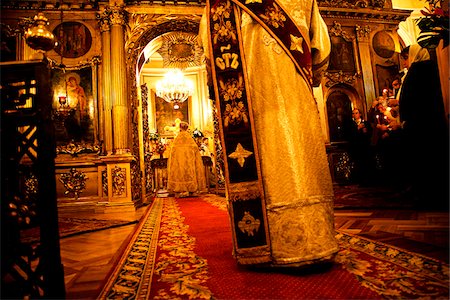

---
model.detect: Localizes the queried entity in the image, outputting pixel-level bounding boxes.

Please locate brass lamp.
[24,12,56,53]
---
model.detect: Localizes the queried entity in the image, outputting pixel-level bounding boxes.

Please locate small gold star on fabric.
[228,143,253,167]
[290,34,304,53]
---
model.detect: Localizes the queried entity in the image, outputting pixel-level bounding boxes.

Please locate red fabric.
[177,197,381,299]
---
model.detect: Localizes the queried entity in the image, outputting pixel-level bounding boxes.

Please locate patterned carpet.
[99,196,449,299]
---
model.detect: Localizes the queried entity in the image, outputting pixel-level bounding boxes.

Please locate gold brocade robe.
[167,131,207,194]
[200,0,338,266]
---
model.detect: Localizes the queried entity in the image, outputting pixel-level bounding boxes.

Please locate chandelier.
[155,69,194,109]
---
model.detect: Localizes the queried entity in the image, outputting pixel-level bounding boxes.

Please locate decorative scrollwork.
[56,141,102,157]
[8,172,39,227]
[212,101,226,187]
[329,21,355,41]
[335,152,353,180]
[324,71,361,87]
[356,24,371,40]
[318,0,383,9]
[157,32,202,69]
[112,166,126,196]
[102,170,108,196]
[59,168,88,200]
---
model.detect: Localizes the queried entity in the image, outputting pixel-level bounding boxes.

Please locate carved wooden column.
[109,6,130,154]
[356,24,376,107]
[99,11,113,154]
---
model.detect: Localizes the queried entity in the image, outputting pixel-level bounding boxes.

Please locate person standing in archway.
[167,122,207,198]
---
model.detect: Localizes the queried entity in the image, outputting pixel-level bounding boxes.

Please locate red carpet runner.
[99,196,449,299]
[176,197,379,299]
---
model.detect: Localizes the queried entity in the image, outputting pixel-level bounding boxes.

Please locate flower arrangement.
[416,0,449,49]
[192,128,204,139]
[192,128,204,148]
[154,140,166,157]
[149,132,160,142]
[149,132,167,158]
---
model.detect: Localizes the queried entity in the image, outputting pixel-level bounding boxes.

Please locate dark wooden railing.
[1,60,66,299]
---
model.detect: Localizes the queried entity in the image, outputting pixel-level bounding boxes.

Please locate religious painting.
[326,90,352,142]
[51,66,95,145]
[329,36,355,73]
[375,64,400,96]
[153,90,190,136]
[53,22,92,58]
[372,31,395,59]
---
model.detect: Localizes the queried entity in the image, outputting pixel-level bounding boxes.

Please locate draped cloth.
[399,44,449,208]
[199,0,338,266]
[167,131,206,195]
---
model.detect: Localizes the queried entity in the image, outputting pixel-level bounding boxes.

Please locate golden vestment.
[200,0,338,266]
[167,131,206,194]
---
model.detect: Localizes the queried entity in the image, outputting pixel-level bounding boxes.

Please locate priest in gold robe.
[167,122,207,197]
[199,0,338,267]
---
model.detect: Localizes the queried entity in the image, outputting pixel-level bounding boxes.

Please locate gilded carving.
[157,32,202,69]
[335,151,353,180]
[238,211,261,236]
[356,24,371,40]
[59,168,88,200]
[56,141,102,157]
[24,173,38,197]
[329,21,355,42]
[112,165,126,196]
[212,101,226,187]
[110,6,126,26]
[324,70,361,87]
[318,0,379,9]
[141,83,154,194]
[126,13,165,51]
[8,173,38,226]
[99,17,110,33]
[102,169,108,196]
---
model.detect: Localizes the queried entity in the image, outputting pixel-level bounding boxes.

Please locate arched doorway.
[326,90,353,142]
[125,17,223,203]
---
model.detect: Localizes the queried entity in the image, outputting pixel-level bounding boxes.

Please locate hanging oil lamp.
[24,12,56,52]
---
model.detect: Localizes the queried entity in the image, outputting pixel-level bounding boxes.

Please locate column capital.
[110,6,127,26]
[98,16,111,32]
[356,25,371,42]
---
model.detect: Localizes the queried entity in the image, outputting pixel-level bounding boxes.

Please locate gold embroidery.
[238,211,261,236]
[219,75,249,127]
[260,3,286,28]
[211,0,236,44]
[228,143,253,167]
[219,75,244,101]
[245,0,262,4]
[215,52,240,70]
[290,34,304,54]
[228,181,261,201]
